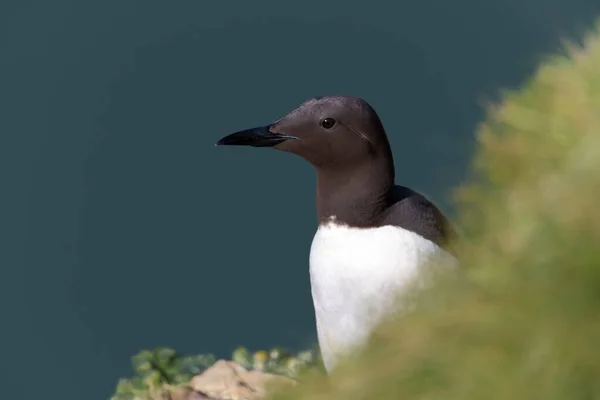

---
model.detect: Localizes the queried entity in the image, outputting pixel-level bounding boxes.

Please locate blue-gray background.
[1,1,598,399]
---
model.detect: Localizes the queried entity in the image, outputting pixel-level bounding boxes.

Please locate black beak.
[215,125,297,148]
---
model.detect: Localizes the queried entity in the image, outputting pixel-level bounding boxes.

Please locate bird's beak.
[215,125,298,148]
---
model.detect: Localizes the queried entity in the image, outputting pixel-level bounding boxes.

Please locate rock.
[187,360,296,400]
[175,387,214,400]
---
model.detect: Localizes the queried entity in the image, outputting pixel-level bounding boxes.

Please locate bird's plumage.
[309,195,457,371]
[216,95,458,373]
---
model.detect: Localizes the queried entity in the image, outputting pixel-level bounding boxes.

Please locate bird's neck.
[315,158,395,228]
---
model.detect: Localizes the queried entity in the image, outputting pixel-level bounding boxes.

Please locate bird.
[215,96,458,373]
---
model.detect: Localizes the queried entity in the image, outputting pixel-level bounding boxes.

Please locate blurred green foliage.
[111,348,215,400]
[111,347,321,400]
[232,346,323,376]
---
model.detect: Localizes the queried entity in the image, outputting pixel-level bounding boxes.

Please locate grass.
[266,20,600,400]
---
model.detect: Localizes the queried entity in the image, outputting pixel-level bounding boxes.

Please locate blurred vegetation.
[113,19,600,400]
[231,346,322,376]
[267,19,600,400]
[110,347,321,400]
[111,348,215,400]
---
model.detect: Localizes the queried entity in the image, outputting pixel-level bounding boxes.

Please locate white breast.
[309,220,456,372]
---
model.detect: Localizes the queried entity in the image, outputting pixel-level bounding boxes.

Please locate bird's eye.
[320,118,337,130]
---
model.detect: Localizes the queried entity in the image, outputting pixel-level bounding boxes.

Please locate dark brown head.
[216,96,397,225]
[216,96,394,174]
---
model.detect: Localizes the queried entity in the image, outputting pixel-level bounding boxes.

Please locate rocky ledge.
[155,360,297,400]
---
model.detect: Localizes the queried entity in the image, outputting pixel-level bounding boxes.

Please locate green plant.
[111,348,215,400]
[232,346,323,377]
[111,346,322,400]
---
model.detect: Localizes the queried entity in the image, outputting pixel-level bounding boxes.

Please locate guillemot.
[215,96,458,372]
